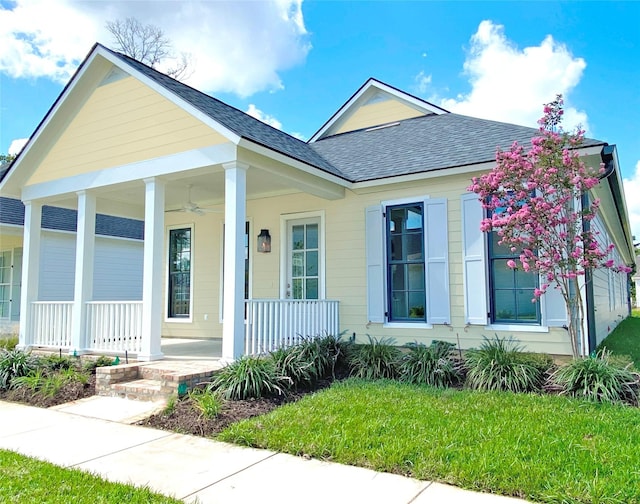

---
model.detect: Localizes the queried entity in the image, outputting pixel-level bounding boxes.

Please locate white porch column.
[70,191,96,355]
[139,177,165,361]
[222,162,248,361]
[18,201,42,349]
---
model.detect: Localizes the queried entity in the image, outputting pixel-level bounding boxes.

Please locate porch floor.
[161,337,222,362]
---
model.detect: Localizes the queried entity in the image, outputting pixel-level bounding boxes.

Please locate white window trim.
[279,210,326,300]
[485,323,550,333]
[381,195,433,327]
[219,218,253,323]
[164,223,194,323]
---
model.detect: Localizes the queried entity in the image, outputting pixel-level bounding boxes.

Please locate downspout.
[581,146,617,354]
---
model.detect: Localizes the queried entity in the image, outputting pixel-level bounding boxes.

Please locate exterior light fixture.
[257,229,271,253]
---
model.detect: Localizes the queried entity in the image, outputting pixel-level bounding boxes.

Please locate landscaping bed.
[0,373,95,408]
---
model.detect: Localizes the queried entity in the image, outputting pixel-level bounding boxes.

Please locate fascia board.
[309,78,447,142]
[237,138,351,189]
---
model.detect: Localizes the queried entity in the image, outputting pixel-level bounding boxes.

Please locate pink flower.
[506,260,517,269]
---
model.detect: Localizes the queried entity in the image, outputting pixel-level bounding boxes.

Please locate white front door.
[286,218,321,299]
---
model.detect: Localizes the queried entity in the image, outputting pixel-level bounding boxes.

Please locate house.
[0,43,633,361]
[633,256,640,308]
[0,180,144,333]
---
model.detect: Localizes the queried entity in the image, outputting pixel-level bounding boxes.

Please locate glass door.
[287,218,320,299]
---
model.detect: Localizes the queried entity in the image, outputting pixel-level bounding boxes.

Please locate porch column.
[139,177,165,361]
[18,201,42,349]
[222,162,248,361]
[70,191,96,355]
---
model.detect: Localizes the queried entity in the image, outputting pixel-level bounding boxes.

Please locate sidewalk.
[0,399,530,504]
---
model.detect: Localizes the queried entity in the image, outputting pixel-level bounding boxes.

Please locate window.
[386,204,425,321]
[488,232,540,324]
[366,198,449,326]
[0,250,10,319]
[168,228,191,318]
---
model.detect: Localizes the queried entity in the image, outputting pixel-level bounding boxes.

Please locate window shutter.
[461,193,488,325]
[365,205,385,323]
[543,281,567,327]
[424,198,450,325]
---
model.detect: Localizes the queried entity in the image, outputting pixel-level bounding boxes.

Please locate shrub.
[465,336,543,393]
[83,355,115,372]
[0,349,39,390]
[271,346,315,389]
[42,355,76,372]
[188,388,222,419]
[399,340,462,387]
[0,335,18,351]
[551,350,638,405]
[349,336,401,380]
[210,355,290,400]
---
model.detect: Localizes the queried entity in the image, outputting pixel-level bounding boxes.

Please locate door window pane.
[305,278,318,299]
[168,228,191,318]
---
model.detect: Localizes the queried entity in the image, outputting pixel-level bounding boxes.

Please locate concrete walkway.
[0,399,531,504]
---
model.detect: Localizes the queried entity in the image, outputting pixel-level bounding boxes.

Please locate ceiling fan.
[165,184,221,216]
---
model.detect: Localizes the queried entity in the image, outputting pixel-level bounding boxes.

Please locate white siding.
[591,215,628,346]
[38,231,143,302]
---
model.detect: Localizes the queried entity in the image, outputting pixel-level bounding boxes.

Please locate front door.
[286,218,320,299]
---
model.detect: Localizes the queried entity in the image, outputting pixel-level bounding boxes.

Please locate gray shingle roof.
[309,114,606,182]
[104,46,346,179]
[0,197,144,240]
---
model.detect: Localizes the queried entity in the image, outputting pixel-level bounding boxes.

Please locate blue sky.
[1,1,639,234]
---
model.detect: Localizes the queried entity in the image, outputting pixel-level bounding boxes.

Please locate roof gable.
[309,78,448,142]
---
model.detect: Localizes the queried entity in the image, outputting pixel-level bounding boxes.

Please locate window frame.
[385,202,427,323]
[165,224,194,322]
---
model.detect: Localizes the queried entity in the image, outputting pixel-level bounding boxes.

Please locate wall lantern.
[257,229,271,253]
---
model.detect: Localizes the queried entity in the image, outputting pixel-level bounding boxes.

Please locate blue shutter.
[365,205,385,323]
[424,198,450,325]
[461,193,488,325]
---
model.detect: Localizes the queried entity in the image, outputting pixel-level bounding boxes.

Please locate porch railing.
[245,299,340,355]
[86,301,143,353]
[30,301,73,348]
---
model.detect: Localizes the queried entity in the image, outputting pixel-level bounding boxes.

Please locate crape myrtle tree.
[469,96,630,357]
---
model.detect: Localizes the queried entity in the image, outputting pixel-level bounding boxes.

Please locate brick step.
[110,378,164,401]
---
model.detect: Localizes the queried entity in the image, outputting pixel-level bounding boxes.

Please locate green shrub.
[271,346,315,389]
[349,336,401,380]
[210,355,290,400]
[83,355,115,372]
[518,352,555,375]
[465,336,543,393]
[399,340,462,387]
[0,335,18,351]
[42,355,76,372]
[189,388,222,418]
[551,350,638,405]
[0,349,39,390]
[163,394,178,415]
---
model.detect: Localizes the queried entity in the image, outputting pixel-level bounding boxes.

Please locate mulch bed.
[0,374,96,408]
[139,392,306,437]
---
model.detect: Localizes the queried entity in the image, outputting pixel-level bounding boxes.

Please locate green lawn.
[598,311,640,367]
[219,379,640,504]
[0,450,181,503]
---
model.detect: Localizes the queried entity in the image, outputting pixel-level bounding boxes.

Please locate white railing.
[245,299,340,355]
[86,301,143,353]
[30,301,73,348]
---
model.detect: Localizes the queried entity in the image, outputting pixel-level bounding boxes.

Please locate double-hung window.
[168,227,192,319]
[386,204,426,321]
[487,233,540,324]
[366,198,449,326]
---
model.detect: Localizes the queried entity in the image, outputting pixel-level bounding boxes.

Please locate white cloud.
[0,0,310,96]
[440,20,589,131]
[8,138,28,155]
[413,70,432,95]
[246,104,282,130]
[623,160,640,243]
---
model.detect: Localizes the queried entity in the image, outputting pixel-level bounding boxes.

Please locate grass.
[219,379,640,503]
[0,449,182,503]
[598,312,640,368]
